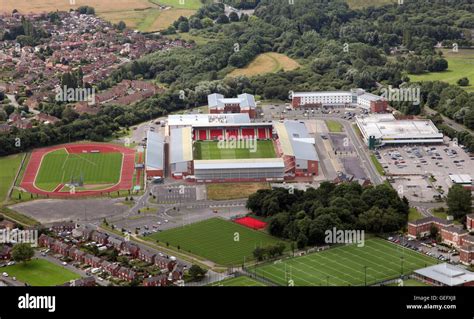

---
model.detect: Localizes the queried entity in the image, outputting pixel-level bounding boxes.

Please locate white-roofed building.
[449,174,472,190]
[291,89,388,113]
[355,114,443,147]
[274,121,319,177]
[169,127,193,178]
[145,131,165,177]
[413,263,474,286]
[207,93,256,118]
[168,113,250,130]
[194,158,285,182]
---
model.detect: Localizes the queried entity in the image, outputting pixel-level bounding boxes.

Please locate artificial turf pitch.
[254,238,438,286]
[210,276,267,286]
[35,148,122,191]
[193,140,276,160]
[148,218,284,266]
[3,259,80,286]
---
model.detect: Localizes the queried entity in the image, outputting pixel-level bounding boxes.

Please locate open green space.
[0,154,23,202]
[206,182,270,200]
[408,49,474,92]
[209,275,267,286]
[325,120,343,133]
[3,259,80,286]
[35,149,122,191]
[370,154,385,175]
[148,218,285,266]
[408,207,424,222]
[194,140,276,160]
[386,278,430,286]
[255,238,437,286]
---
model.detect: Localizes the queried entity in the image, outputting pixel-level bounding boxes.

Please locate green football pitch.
[193,140,276,160]
[254,238,438,286]
[148,218,285,266]
[4,259,80,286]
[35,148,123,191]
[209,276,267,286]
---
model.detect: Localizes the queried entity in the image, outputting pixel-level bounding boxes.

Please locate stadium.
[156,114,319,183]
[20,143,136,197]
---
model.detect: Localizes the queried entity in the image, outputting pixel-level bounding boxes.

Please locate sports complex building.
[159,113,319,182]
[291,89,388,113]
[207,93,257,118]
[355,114,444,147]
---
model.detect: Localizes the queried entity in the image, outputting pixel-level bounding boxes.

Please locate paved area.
[10,198,129,224]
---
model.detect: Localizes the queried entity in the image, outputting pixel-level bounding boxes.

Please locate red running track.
[20,143,135,198]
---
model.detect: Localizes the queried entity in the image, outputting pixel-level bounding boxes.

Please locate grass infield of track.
[35,149,122,191]
[209,276,267,286]
[148,218,285,266]
[193,140,276,160]
[254,238,438,286]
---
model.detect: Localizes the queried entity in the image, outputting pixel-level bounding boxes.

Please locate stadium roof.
[194,158,285,170]
[145,131,164,170]
[274,121,319,161]
[356,114,443,140]
[168,113,250,127]
[358,92,384,101]
[207,93,256,110]
[170,127,193,164]
[414,263,474,286]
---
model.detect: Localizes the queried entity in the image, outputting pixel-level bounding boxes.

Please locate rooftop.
[415,263,474,286]
[274,121,319,161]
[170,127,193,164]
[194,158,285,170]
[168,113,250,127]
[146,131,165,170]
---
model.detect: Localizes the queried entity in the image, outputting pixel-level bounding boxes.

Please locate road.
[425,105,473,135]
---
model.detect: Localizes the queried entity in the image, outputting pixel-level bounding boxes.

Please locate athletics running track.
[20,143,135,198]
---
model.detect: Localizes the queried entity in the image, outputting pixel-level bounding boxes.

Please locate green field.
[149,218,285,266]
[387,278,430,287]
[325,120,343,132]
[35,149,122,191]
[210,276,267,287]
[4,259,80,286]
[0,154,23,202]
[194,140,276,160]
[255,238,437,286]
[370,154,385,176]
[409,49,474,92]
[408,207,424,222]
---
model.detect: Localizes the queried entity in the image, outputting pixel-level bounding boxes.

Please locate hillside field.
[228,52,300,78]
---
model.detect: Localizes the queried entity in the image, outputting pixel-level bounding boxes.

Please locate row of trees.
[252,243,286,261]
[247,182,410,249]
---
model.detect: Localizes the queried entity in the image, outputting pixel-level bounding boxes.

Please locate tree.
[178,21,190,33]
[188,264,207,281]
[116,21,126,31]
[229,12,239,22]
[11,243,34,263]
[252,247,266,261]
[202,18,214,28]
[457,77,469,87]
[216,14,229,24]
[447,184,472,219]
[429,225,439,239]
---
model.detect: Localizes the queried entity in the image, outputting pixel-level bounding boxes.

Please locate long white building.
[356,114,444,147]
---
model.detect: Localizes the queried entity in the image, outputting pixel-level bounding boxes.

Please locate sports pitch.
[210,276,266,287]
[35,148,122,191]
[254,238,437,286]
[4,259,80,286]
[193,140,277,160]
[148,218,285,266]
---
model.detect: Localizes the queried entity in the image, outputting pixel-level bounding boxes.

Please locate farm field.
[409,49,474,92]
[325,120,343,133]
[34,148,122,192]
[209,276,267,286]
[254,238,437,286]
[3,259,80,286]
[194,140,276,160]
[1,0,202,32]
[0,154,23,202]
[228,52,300,78]
[148,217,285,266]
[206,182,269,200]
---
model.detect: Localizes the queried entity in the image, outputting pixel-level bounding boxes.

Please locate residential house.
[91,231,108,246]
[138,250,155,264]
[51,221,76,233]
[117,267,136,282]
[0,246,12,260]
[122,242,140,258]
[107,237,124,251]
[143,274,168,287]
